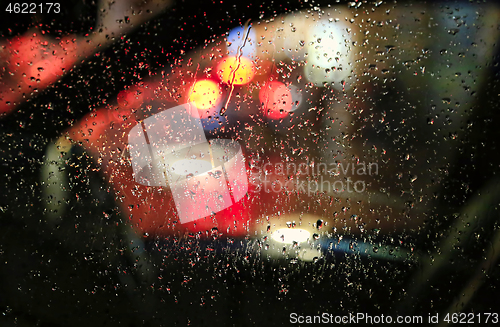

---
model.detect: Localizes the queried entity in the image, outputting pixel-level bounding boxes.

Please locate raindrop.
[316,219,323,230]
[385,45,395,53]
[208,171,223,179]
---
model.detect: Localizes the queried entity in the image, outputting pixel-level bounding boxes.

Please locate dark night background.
[1,0,500,326]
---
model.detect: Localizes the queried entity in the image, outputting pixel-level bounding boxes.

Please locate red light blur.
[259,81,292,120]
[117,88,145,108]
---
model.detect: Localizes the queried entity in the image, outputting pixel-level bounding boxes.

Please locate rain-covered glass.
[1,1,500,326]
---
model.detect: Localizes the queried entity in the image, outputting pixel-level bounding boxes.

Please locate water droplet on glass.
[316,219,323,230]
[208,170,223,179]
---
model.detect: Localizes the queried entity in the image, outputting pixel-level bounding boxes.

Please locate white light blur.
[283,15,309,61]
[304,19,353,89]
[298,248,322,262]
[171,159,213,176]
[289,84,302,112]
[271,228,311,244]
[308,21,350,67]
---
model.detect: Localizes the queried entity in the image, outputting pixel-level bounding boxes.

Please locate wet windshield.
[1,0,500,326]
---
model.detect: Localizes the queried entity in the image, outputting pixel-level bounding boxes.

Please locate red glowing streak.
[0,33,80,115]
[117,88,145,108]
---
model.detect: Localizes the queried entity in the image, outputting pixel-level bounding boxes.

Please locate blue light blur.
[226,26,257,59]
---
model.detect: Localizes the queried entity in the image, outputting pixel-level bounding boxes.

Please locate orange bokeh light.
[188,79,222,114]
[259,81,293,120]
[216,56,255,85]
